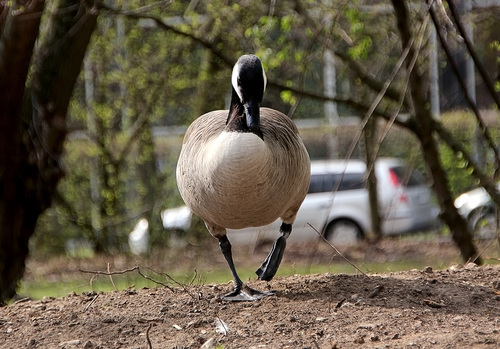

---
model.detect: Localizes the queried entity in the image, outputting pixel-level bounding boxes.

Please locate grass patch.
[19,259,451,300]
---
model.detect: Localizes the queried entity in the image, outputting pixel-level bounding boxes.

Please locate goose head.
[227,54,267,138]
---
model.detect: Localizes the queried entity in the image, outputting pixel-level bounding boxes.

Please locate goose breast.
[176,108,310,230]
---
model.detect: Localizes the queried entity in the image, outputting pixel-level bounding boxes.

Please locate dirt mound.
[2,263,500,348]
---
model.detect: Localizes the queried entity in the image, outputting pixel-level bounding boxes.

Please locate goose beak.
[244,99,260,134]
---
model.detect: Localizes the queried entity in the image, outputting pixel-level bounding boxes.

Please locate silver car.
[162,158,438,245]
[227,158,438,245]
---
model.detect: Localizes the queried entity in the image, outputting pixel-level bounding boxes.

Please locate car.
[227,158,438,245]
[454,183,500,239]
[163,158,439,246]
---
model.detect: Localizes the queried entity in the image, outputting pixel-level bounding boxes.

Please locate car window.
[308,174,325,194]
[390,166,425,187]
[337,173,366,191]
[308,173,365,194]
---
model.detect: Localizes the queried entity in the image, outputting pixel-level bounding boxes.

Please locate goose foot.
[222,284,275,302]
[256,234,287,281]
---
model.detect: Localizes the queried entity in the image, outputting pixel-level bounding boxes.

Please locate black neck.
[226,88,263,140]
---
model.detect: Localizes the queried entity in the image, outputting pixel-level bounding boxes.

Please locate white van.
[228,158,438,245]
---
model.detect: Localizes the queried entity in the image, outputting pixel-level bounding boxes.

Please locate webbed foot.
[221,284,275,302]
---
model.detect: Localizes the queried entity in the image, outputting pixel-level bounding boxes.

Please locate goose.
[176,54,311,301]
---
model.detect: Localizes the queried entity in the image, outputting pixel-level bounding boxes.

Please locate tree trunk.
[391,0,480,264]
[0,0,46,305]
[0,0,98,304]
[364,117,382,240]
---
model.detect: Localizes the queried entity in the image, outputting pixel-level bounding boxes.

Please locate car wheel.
[473,212,498,240]
[324,219,363,246]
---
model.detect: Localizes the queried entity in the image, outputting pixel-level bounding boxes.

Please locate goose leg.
[218,235,274,301]
[256,222,291,281]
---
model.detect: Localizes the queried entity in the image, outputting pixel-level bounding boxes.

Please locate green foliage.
[32,1,500,256]
[491,41,500,92]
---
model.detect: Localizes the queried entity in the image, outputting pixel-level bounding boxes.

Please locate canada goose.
[176,54,311,301]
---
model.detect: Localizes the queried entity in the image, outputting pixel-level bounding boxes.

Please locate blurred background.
[4,0,500,300]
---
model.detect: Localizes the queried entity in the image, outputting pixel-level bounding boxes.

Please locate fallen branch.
[143,267,198,300]
[137,268,175,291]
[79,266,140,275]
[79,265,175,291]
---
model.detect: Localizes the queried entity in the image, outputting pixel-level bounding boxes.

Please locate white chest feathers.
[205,131,268,178]
[179,131,292,229]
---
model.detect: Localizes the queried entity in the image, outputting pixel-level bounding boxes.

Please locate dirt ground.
[2,238,500,348]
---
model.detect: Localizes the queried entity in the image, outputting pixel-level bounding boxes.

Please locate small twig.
[107,263,117,291]
[334,298,346,312]
[13,297,30,304]
[84,294,99,311]
[308,223,369,278]
[144,267,197,299]
[189,269,198,286]
[80,266,140,275]
[89,274,98,288]
[470,229,500,265]
[80,265,176,292]
[423,299,444,308]
[136,268,175,291]
[146,323,153,349]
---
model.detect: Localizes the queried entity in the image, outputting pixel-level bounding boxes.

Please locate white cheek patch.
[262,68,267,93]
[232,62,243,102]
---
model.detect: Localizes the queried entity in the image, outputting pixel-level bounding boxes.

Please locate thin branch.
[146,323,153,349]
[429,2,500,172]
[307,223,369,278]
[333,48,412,110]
[286,15,326,118]
[348,8,430,174]
[80,266,140,275]
[107,263,117,291]
[144,267,199,300]
[294,0,412,112]
[98,0,409,128]
[371,6,432,165]
[84,294,99,311]
[433,121,500,207]
[97,1,233,67]
[446,0,500,110]
[79,265,175,291]
[137,268,175,291]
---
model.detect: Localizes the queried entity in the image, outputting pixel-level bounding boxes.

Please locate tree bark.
[0,0,46,305]
[364,117,382,240]
[391,0,480,264]
[0,0,98,304]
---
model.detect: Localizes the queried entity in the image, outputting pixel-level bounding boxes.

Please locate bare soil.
[2,238,500,348]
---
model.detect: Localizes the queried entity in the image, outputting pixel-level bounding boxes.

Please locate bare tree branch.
[446,0,500,111]
[393,0,480,264]
[97,1,234,67]
[430,1,500,169]
[433,120,500,208]
[98,0,408,127]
